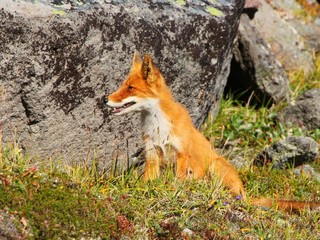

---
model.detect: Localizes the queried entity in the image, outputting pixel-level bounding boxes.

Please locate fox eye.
[127,85,134,91]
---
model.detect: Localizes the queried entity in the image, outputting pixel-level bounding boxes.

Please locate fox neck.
[141,98,172,151]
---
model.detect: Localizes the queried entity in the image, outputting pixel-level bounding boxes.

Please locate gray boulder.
[227,14,290,105]
[255,136,319,169]
[0,0,244,168]
[251,0,318,73]
[278,89,320,130]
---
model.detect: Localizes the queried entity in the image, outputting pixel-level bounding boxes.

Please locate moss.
[51,9,67,15]
[206,6,224,17]
[175,0,186,6]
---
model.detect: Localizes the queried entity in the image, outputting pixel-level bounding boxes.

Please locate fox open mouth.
[110,101,136,114]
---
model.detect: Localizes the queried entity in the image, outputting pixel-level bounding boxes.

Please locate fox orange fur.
[106,52,320,212]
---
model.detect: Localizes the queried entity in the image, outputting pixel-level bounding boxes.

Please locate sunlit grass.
[294,0,320,21]
[0,141,319,239]
[204,95,320,154]
[289,55,320,100]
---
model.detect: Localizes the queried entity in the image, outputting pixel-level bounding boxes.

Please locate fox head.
[105,52,168,115]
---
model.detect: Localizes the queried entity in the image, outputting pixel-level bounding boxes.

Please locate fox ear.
[142,55,151,80]
[132,51,142,67]
[142,54,157,84]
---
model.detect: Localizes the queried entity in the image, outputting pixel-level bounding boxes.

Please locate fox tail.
[251,198,320,212]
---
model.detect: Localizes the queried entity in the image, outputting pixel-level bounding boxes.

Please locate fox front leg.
[143,143,163,180]
[176,152,189,180]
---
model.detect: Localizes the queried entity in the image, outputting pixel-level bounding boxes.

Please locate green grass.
[289,55,320,100]
[0,140,319,239]
[1,57,320,239]
[204,96,320,150]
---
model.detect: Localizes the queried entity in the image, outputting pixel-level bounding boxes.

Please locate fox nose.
[103,97,108,105]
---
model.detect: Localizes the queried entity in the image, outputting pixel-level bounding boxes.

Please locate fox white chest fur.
[140,98,172,153]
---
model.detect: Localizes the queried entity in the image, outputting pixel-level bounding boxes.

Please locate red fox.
[106,52,320,211]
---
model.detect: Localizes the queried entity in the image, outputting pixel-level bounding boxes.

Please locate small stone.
[230,156,250,170]
[255,136,318,169]
[293,164,320,182]
[0,210,25,239]
[182,228,194,236]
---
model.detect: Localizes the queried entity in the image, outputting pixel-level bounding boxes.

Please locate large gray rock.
[227,14,290,105]
[278,88,320,130]
[0,0,244,167]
